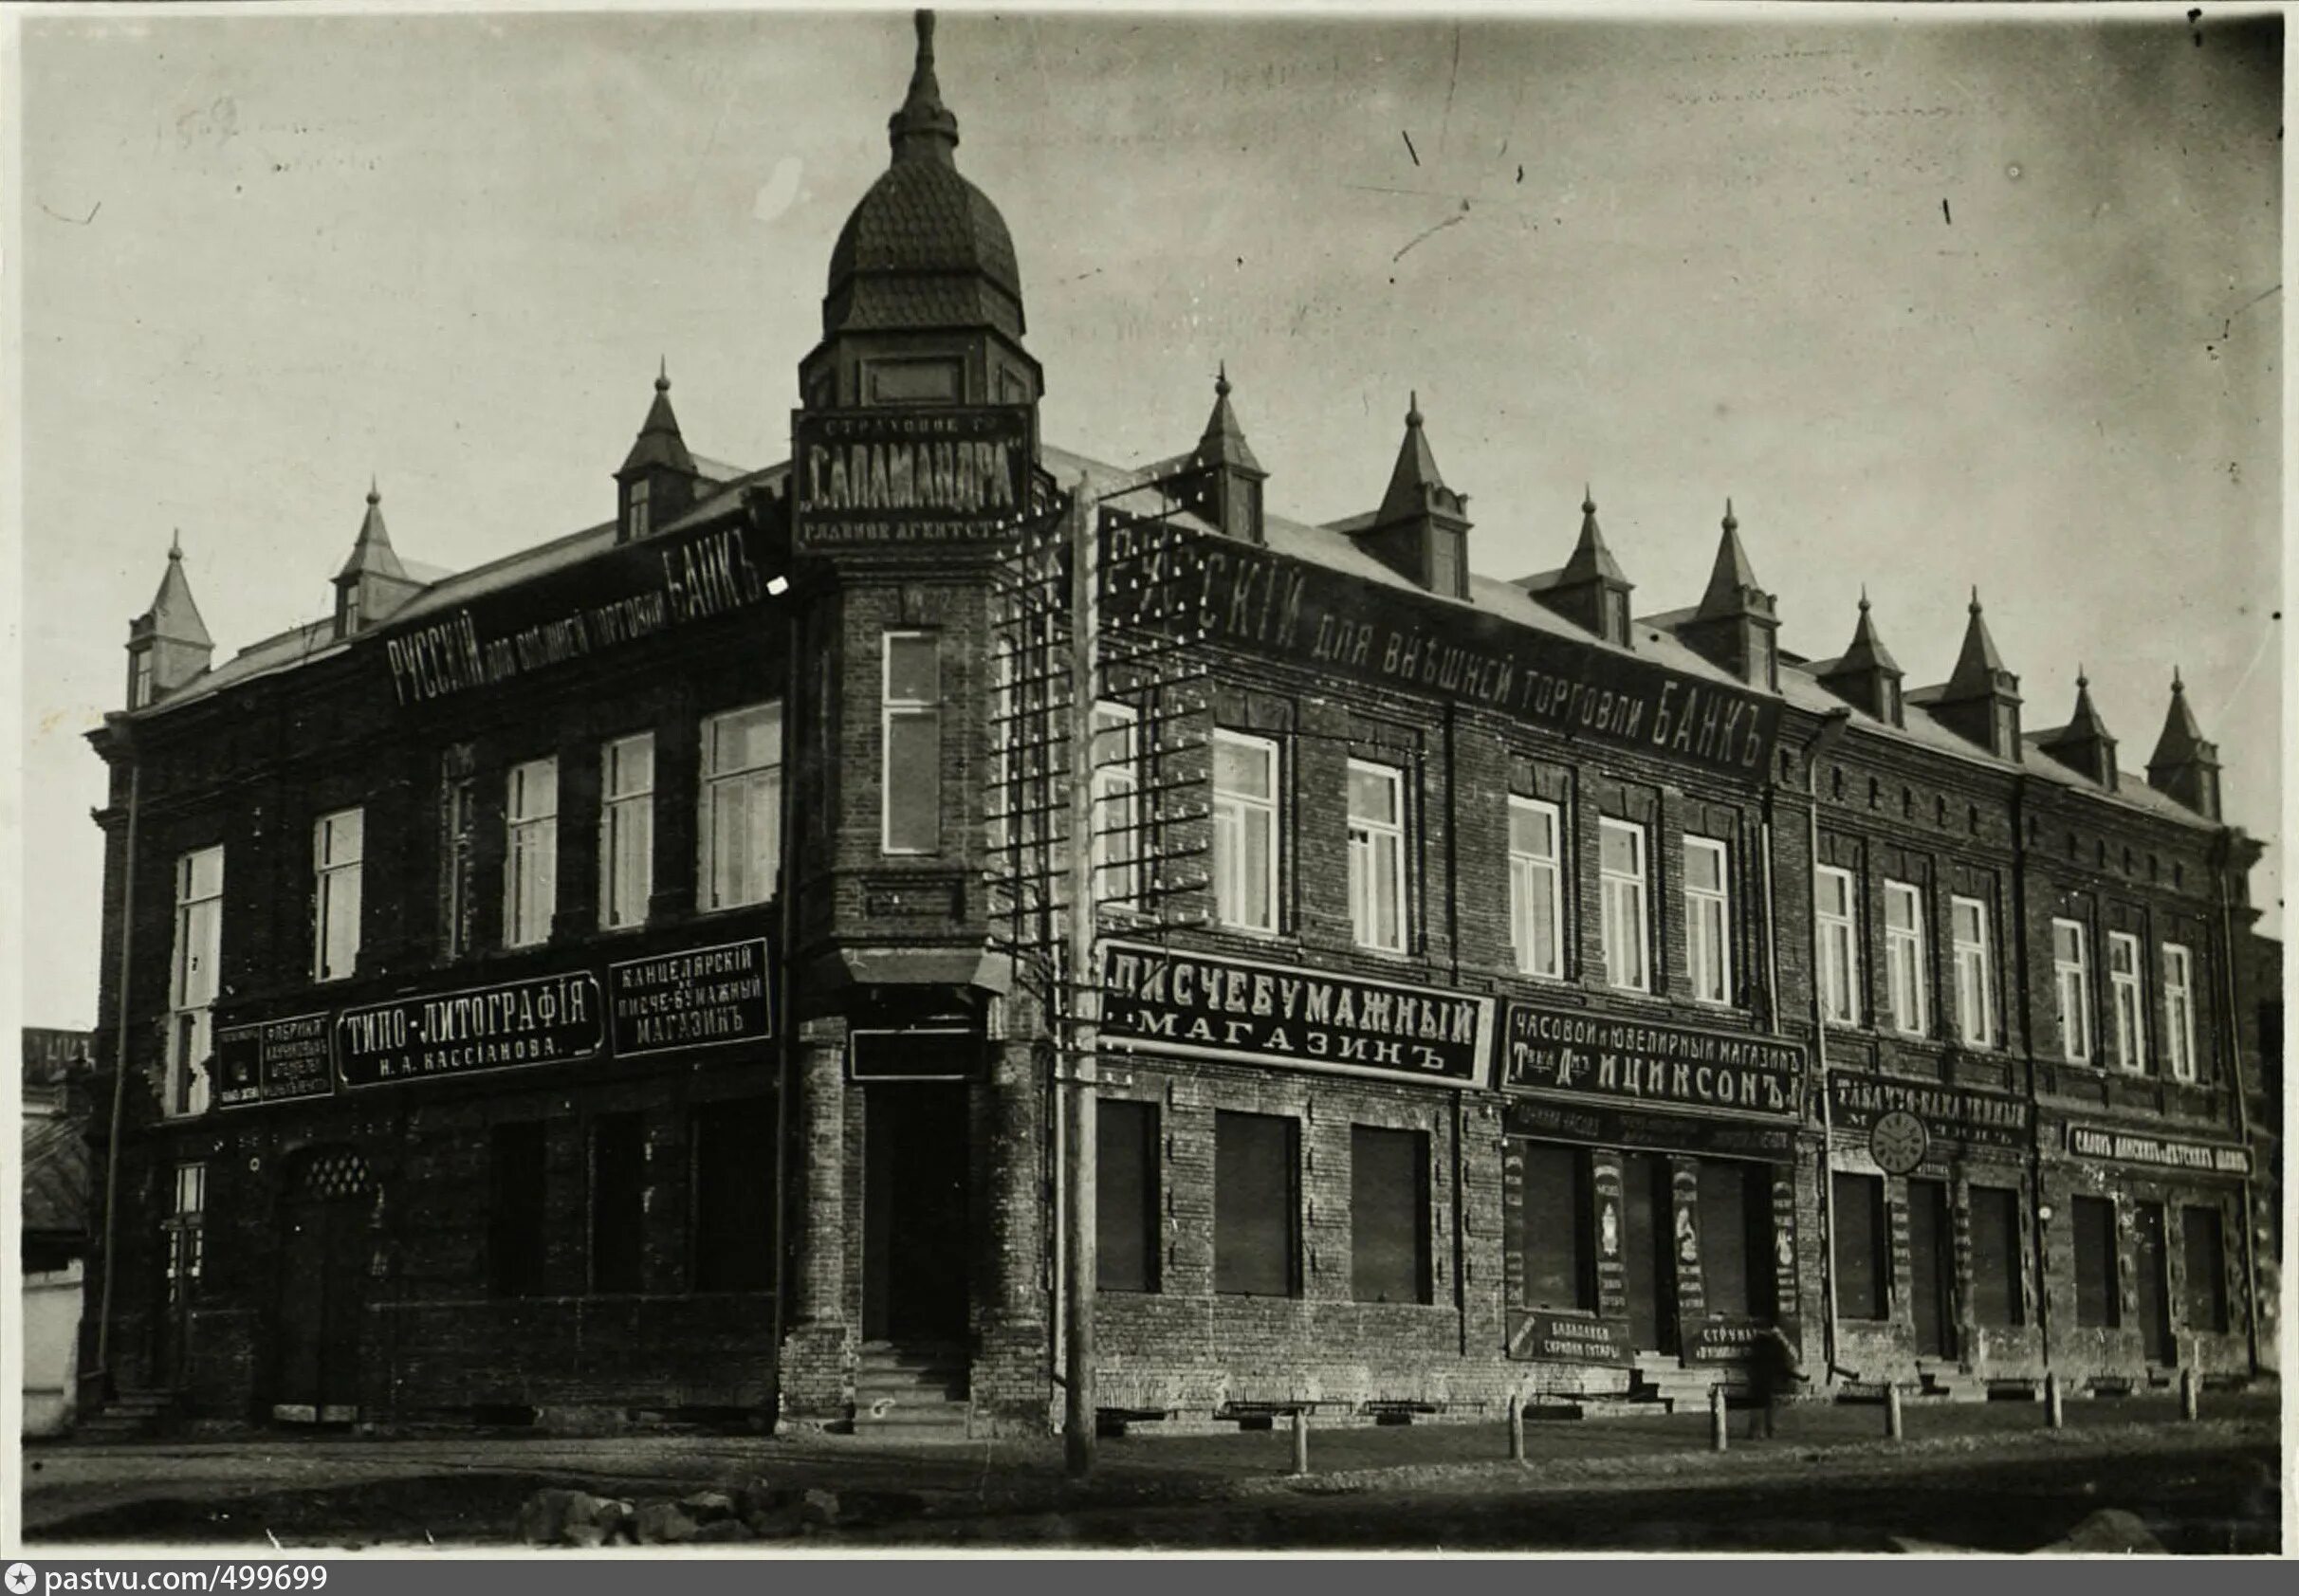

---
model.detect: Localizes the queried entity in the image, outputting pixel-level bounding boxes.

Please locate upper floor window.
[2052,917,2093,1064]
[313,808,364,982]
[882,633,942,854]
[1683,835,1731,1005]
[1212,729,1279,934]
[1091,702,1141,908]
[1507,796,1564,980]
[165,1160,207,1302]
[1950,894,1995,1048]
[2107,930,2147,1073]
[168,846,224,1118]
[700,702,782,910]
[1346,759,1407,953]
[1597,817,1649,993]
[1815,865,1859,1025]
[599,733,655,930]
[131,651,154,710]
[441,775,478,959]
[2163,943,2198,1082]
[505,757,559,947]
[1882,879,1926,1036]
[627,478,651,540]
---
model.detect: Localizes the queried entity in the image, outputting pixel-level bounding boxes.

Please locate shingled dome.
[822,11,1025,340]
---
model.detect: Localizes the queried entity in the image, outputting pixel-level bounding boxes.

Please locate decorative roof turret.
[1354,393,1471,597]
[1534,486,1635,646]
[125,532,214,707]
[2145,668,2223,819]
[1680,498,1779,688]
[1928,587,2022,760]
[331,481,424,637]
[1181,361,1267,542]
[2037,667,2120,787]
[1817,586,1905,725]
[616,361,699,541]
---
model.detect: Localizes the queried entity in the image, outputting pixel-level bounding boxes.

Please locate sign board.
[1503,1003,1801,1119]
[1098,940,1494,1090]
[1502,1096,1797,1162]
[1101,513,1786,780]
[791,407,1034,552]
[848,1026,984,1082]
[336,970,605,1088]
[1683,1321,1774,1364]
[1830,1073,2030,1154]
[1508,1311,1634,1366]
[609,938,772,1057]
[2065,1124,2253,1178]
[214,1013,335,1109]
[379,517,775,709]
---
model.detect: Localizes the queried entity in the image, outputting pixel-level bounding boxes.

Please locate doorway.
[1619,1153,1678,1355]
[273,1147,374,1423]
[861,1084,971,1344]
[2132,1202,2175,1365]
[1907,1178,1958,1360]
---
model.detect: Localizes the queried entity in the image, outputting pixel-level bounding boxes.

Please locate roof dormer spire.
[890,9,960,167]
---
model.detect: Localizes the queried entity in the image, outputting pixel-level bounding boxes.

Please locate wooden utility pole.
[1062,477,1099,1478]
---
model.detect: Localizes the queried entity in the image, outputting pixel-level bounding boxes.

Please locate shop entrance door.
[2132,1202,2175,1365]
[273,1148,373,1424]
[1619,1153,1677,1354]
[862,1083,971,1344]
[1907,1178,1958,1361]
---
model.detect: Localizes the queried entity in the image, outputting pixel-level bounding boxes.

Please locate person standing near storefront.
[1746,1323,1803,1439]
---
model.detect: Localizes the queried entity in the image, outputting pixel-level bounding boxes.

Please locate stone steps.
[852,1342,969,1434]
[76,1387,181,1440]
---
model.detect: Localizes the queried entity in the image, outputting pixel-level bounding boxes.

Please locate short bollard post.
[2180,1367,2199,1422]
[1709,1384,1728,1453]
[1885,1382,1904,1441]
[2045,1370,2065,1430]
[1291,1407,1309,1476]
[1508,1392,1526,1463]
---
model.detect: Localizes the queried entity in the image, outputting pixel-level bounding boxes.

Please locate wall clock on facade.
[1869,1109,1930,1176]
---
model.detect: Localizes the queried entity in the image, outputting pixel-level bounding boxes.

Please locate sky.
[9,2,2284,1028]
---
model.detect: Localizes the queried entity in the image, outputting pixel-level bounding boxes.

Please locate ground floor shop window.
[2180,1204,2228,1333]
[1969,1184,2025,1328]
[2071,1196,2121,1329]
[1215,1110,1298,1297]
[1697,1160,1774,1319]
[589,1112,646,1295]
[1351,1126,1430,1305]
[1518,1144,1597,1312]
[691,1097,775,1292]
[488,1122,548,1298]
[1832,1172,1888,1320]
[1097,1097,1160,1293]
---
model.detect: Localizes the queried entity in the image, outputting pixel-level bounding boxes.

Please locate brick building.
[82,11,2276,1435]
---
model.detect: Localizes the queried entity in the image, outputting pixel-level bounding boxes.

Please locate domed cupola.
[801,10,1041,413]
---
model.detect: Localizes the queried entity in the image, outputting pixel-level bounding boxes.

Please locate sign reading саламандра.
[1098,941,1494,1089]
[381,518,771,709]
[215,1013,334,1108]
[1504,1002,1801,1117]
[2066,1124,2253,1178]
[1099,514,1784,779]
[792,407,1031,550]
[337,971,604,1088]
[609,938,772,1057]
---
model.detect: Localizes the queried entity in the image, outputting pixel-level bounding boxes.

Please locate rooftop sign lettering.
[792,407,1032,550]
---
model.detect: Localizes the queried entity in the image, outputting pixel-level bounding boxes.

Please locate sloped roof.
[23,1107,91,1240]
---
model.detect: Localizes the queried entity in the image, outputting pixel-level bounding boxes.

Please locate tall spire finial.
[656,356,670,394]
[890,8,959,165]
[1722,496,1737,532]
[1858,582,1870,613]
[1215,359,1230,399]
[169,528,183,560]
[1406,390,1422,429]
[2077,662,2088,690]
[367,474,380,506]
[2172,664,2185,694]
[1970,584,1982,615]
[1582,483,1595,515]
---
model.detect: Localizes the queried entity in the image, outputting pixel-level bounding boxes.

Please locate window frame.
[1949,893,1996,1048]
[1507,795,1566,981]
[2163,943,2198,1082]
[2107,929,2147,1073]
[1882,878,1927,1036]
[1091,701,1142,910]
[1211,728,1281,935]
[1597,816,1650,994]
[312,807,364,984]
[1213,1110,1300,1298]
[598,731,656,931]
[880,631,943,856]
[1345,757,1408,955]
[627,476,651,540]
[1815,864,1860,1025]
[504,756,560,948]
[1683,835,1732,1006]
[165,1160,207,1301]
[441,774,479,960]
[2052,917,2094,1064]
[167,845,225,1118]
[1095,1096,1161,1294]
[1349,1124,1432,1306]
[698,701,784,911]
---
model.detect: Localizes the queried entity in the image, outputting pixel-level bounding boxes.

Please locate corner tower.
[798,10,1041,418]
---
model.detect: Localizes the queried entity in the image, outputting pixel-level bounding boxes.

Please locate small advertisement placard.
[2065,1124,2253,1178]
[214,1013,335,1109]
[608,938,772,1058]
[1508,1311,1634,1366]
